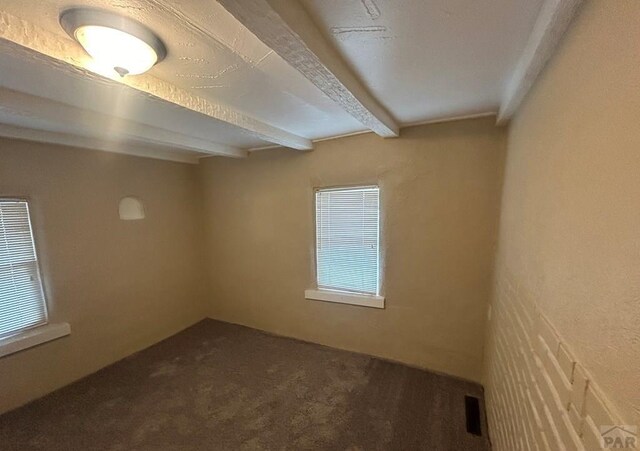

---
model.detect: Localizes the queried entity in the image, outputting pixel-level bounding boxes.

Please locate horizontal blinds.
[315,186,379,295]
[0,200,47,337]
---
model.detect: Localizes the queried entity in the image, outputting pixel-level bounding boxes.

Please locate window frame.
[307,185,385,309]
[0,197,69,358]
[0,197,50,339]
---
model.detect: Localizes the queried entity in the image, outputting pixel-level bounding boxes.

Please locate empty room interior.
[0,0,638,449]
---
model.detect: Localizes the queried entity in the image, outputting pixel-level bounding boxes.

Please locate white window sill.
[305,289,385,309]
[0,323,71,358]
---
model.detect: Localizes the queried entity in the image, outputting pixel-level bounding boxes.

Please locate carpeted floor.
[0,319,491,450]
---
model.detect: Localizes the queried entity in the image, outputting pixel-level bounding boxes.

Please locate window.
[0,199,48,338]
[307,186,383,308]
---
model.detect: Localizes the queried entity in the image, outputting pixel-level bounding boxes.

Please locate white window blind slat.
[0,200,48,338]
[315,186,380,295]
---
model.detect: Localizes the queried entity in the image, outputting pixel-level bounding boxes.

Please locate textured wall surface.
[484,264,629,450]
[484,1,640,448]
[198,117,506,382]
[0,138,207,414]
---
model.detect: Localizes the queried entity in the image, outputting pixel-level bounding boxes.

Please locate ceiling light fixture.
[60,8,166,77]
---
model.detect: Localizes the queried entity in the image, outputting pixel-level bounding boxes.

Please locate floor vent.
[465,395,482,436]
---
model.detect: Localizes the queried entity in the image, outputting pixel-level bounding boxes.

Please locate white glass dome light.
[60,9,166,77]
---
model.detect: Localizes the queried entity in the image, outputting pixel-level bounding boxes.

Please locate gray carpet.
[0,319,491,450]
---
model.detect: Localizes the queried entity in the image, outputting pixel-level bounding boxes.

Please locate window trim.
[0,322,70,358]
[305,288,385,309]
[0,197,67,356]
[308,185,385,309]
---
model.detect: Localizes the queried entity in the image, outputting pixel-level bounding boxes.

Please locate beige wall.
[0,139,207,414]
[198,117,506,382]
[483,1,640,449]
[6,2,636,434]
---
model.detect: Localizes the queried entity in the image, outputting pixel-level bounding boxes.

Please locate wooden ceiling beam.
[0,11,313,151]
[217,0,399,138]
[497,0,584,124]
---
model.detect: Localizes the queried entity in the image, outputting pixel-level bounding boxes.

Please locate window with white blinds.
[0,199,48,338]
[315,186,380,295]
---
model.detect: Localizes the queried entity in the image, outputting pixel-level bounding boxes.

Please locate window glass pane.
[0,200,47,337]
[315,186,379,295]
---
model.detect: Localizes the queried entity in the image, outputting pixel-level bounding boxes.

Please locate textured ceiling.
[301,0,545,124]
[0,0,364,141]
[0,0,546,161]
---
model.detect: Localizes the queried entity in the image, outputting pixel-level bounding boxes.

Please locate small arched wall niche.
[118,196,145,220]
